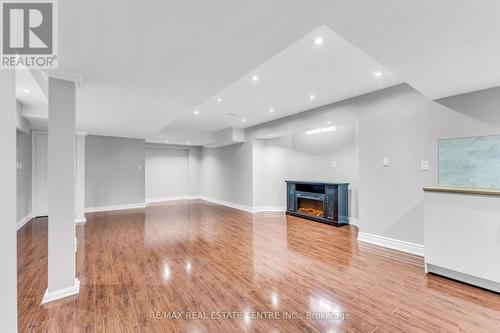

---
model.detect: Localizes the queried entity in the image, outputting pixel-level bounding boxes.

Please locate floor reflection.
[16,200,500,332]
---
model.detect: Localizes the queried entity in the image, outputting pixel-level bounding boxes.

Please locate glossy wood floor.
[18,200,500,332]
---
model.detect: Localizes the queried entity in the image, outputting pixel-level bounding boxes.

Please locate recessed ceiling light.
[241,118,246,122]
[314,37,324,45]
[216,97,223,102]
[194,110,199,115]
[251,75,259,82]
[186,141,190,144]
[165,139,169,143]
[310,94,316,100]
[326,121,331,125]
[269,108,274,113]
[23,88,30,93]
[373,71,383,77]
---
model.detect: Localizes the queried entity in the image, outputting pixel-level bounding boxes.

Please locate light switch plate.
[331,161,337,168]
[382,157,390,167]
[137,165,142,171]
[421,160,429,171]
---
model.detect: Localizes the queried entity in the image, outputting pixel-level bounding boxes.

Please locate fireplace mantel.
[285,181,349,227]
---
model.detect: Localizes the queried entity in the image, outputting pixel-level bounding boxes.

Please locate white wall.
[188,146,201,196]
[0,69,18,332]
[200,142,253,207]
[252,136,292,209]
[145,148,189,201]
[16,129,32,222]
[85,135,145,208]
[76,84,500,248]
[16,100,30,134]
[199,84,500,245]
[252,125,359,217]
[292,126,358,218]
[355,85,500,244]
[75,135,86,222]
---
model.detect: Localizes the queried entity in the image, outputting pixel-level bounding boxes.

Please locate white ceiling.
[56,0,323,139]
[317,0,500,99]
[15,0,500,144]
[16,70,47,108]
[160,25,400,136]
[16,69,48,131]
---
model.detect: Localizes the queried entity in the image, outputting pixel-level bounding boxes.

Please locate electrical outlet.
[382,157,390,167]
[421,160,429,171]
[331,161,337,168]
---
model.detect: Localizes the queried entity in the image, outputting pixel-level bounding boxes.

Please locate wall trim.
[84,197,349,217]
[198,196,254,213]
[17,212,34,231]
[198,196,287,213]
[41,278,80,304]
[75,217,87,224]
[357,232,424,257]
[426,264,500,293]
[48,72,83,87]
[146,195,189,204]
[349,217,360,227]
[85,203,146,213]
[252,206,286,213]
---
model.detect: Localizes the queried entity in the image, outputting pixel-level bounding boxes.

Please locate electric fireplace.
[285,181,349,227]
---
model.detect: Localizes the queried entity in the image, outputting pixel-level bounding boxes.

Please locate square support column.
[0,70,18,332]
[42,77,79,304]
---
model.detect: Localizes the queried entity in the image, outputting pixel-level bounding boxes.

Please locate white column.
[75,133,86,224]
[0,70,18,331]
[42,77,79,304]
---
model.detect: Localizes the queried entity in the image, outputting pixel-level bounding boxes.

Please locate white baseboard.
[252,205,286,213]
[198,196,286,213]
[349,217,360,227]
[85,202,146,213]
[426,264,500,293]
[17,212,34,231]
[198,196,254,213]
[75,217,87,224]
[83,197,349,218]
[357,232,424,257]
[146,195,189,204]
[143,195,268,213]
[41,278,80,304]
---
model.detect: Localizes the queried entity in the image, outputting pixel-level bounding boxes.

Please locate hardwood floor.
[18,200,500,332]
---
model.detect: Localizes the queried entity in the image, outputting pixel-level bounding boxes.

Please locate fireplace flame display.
[298,207,323,217]
[297,198,324,217]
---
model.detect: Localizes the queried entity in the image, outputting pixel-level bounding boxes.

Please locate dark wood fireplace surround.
[285,181,349,227]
